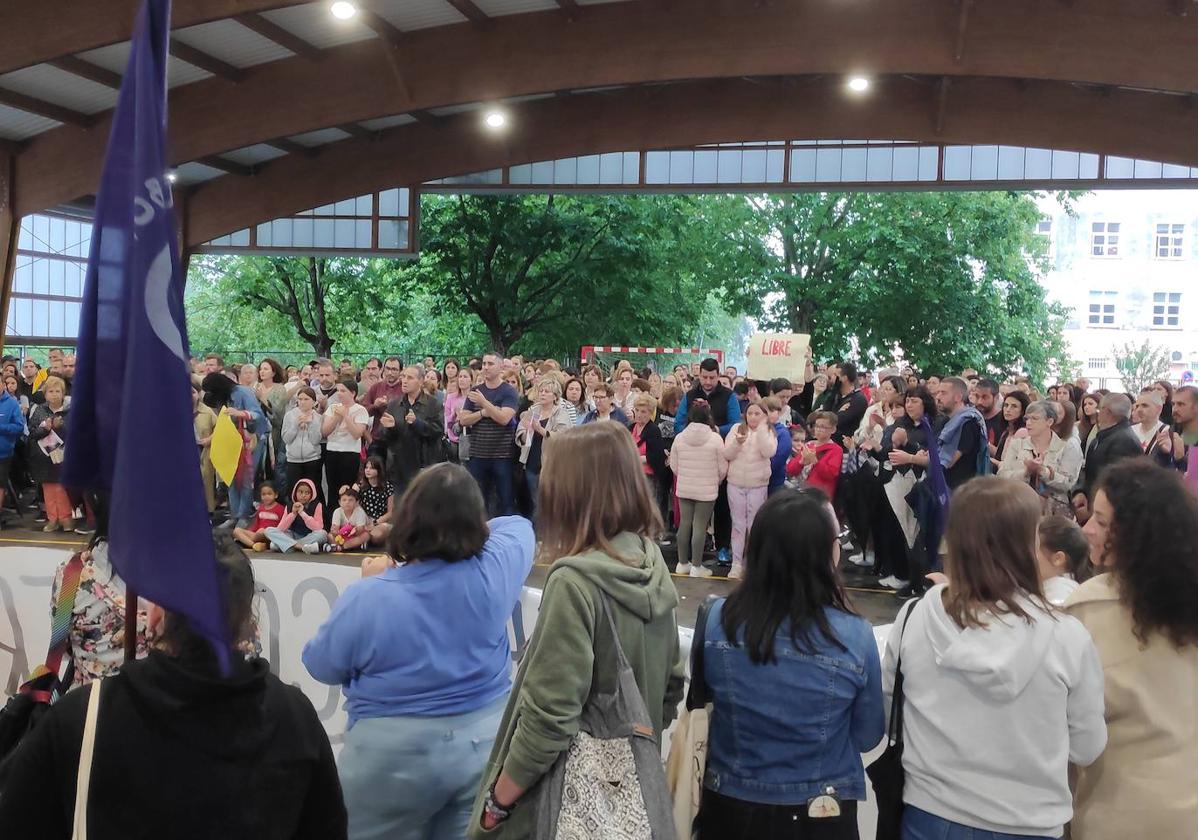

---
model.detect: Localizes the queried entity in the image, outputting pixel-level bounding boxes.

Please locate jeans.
[525,469,540,519]
[467,457,514,516]
[339,695,507,840]
[728,483,768,569]
[264,527,327,553]
[228,440,266,522]
[902,806,1060,840]
[677,498,716,567]
[698,788,858,840]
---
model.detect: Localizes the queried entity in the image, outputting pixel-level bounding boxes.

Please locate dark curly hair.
[1095,459,1198,649]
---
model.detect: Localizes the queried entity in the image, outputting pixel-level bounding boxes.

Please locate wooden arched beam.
[14,0,1198,216]
[184,75,1198,246]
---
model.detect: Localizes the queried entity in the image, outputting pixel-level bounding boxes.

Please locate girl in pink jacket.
[722,402,777,579]
[264,478,327,554]
[668,404,727,578]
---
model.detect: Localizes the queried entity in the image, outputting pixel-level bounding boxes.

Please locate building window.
[1152,292,1181,328]
[1155,223,1184,259]
[1091,222,1120,257]
[1172,351,1184,363]
[1088,290,1117,326]
[1086,357,1109,371]
[1036,217,1053,236]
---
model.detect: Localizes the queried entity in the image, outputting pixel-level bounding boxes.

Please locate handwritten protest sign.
[746,333,810,382]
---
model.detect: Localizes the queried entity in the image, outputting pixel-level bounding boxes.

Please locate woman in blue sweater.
[303,463,535,840]
[696,486,885,839]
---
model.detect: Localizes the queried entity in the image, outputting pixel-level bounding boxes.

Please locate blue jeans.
[264,527,327,553]
[466,457,514,516]
[339,695,507,840]
[525,469,540,519]
[902,805,1060,840]
[228,440,266,522]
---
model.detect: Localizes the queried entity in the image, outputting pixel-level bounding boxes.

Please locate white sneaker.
[727,564,744,580]
[849,551,875,567]
[301,543,320,555]
[675,563,691,576]
[878,575,897,588]
[881,576,909,590]
[689,564,714,578]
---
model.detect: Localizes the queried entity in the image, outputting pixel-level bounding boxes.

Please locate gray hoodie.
[881,584,1106,837]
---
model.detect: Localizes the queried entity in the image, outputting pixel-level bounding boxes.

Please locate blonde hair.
[41,375,67,397]
[538,424,662,565]
[632,393,657,414]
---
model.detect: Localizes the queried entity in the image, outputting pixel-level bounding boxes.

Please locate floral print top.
[50,543,149,688]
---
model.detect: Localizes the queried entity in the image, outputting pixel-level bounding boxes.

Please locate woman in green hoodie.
[470,421,687,837]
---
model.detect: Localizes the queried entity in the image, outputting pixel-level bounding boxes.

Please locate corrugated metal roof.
[473,0,558,17]
[359,114,418,131]
[78,42,212,89]
[0,103,61,140]
[172,19,295,69]
[260,4,377,50]
[372,0,468,31]
[221,144,289,166]
[0,65,118,115]
[287,127,352,147]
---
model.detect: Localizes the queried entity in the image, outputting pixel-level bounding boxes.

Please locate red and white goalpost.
[580,345,726,368]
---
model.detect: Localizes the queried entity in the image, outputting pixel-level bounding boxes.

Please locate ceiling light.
[330,1,358,20]
[165,170,178,183]
[847,76,871,93]
[484,110,507,129]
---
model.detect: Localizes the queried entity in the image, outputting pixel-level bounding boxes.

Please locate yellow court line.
[0,536,87,546]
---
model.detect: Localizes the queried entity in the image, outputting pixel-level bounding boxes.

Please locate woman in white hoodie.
[722,401,776,580]
[668,402,727,579]
[882,477,1106,840]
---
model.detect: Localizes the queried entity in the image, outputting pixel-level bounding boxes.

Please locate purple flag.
[62,0,226,666]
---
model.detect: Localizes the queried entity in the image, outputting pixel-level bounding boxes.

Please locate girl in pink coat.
[723,402,777,579]
[668,403,727,578]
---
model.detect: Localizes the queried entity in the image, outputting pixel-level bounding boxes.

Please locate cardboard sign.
[746,333,810,382]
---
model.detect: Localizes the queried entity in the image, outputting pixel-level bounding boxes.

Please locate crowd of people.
[0,345,1195,840]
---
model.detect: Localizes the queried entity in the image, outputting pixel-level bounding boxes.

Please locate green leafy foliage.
[1113,339,1172,394]
[720,191,1072,381]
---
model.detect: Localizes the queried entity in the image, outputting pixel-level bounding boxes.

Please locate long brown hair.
[942,477,1047,629]
[537,423,661,565]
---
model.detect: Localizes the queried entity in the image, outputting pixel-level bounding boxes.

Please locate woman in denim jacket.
[697,486,885,839]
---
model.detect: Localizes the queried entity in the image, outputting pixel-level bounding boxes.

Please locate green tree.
[408,194,767,356]
[721,191,1071,381]
[1113,339,1171,393]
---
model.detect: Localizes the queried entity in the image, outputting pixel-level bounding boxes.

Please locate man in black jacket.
[381,365,446,493]
[1082,393,1142,497]
[0,535,347,839]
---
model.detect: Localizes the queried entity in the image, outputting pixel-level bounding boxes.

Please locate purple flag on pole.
[62,0,226,666]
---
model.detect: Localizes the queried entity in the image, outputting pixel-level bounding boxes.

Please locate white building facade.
[1038,190,1198,389]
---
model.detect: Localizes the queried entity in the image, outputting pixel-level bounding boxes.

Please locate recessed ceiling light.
[330,1,358,20]
[847,76,871,93]
[165,170,178,183]
[484,111,507,129]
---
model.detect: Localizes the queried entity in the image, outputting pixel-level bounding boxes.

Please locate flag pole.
[124,588,138,663]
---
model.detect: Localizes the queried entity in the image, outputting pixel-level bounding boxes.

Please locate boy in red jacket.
[787,411,843,498]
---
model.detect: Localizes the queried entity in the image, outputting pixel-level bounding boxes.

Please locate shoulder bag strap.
[886,590,928,748]
[25,552,85,700]
[71,678,103,840]
[685,595,720,711]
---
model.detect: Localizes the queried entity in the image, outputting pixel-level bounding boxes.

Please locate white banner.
[0,547,544,748]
